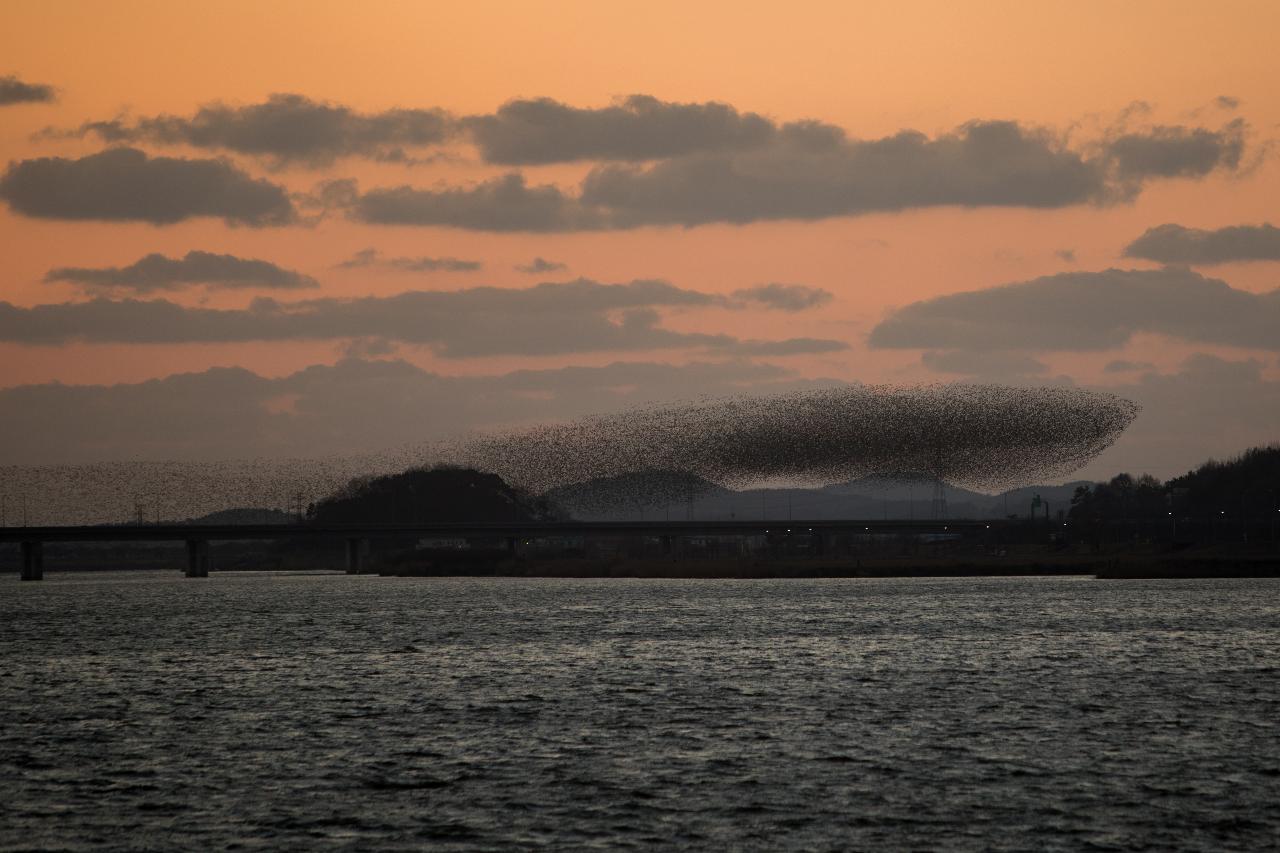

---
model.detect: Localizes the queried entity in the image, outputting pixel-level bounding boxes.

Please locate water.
[2,572,1278,851]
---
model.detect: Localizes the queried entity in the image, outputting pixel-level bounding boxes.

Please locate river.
[2,572,1277,850]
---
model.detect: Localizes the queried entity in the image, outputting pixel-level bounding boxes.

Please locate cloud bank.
[869,268,1280,352]
[337,118,1247,231]
[0,357,814,467]
[0,279,849,357]
[44,251,318,293]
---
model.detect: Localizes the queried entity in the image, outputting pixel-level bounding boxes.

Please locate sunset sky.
[2,0,1278,483]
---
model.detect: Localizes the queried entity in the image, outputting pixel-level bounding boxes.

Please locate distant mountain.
[545,469,730,517]
[544,470,1098,521]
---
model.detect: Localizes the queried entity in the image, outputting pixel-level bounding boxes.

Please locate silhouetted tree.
[310,465,562,524]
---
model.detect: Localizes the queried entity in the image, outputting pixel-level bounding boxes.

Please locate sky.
[1,0,1278,487]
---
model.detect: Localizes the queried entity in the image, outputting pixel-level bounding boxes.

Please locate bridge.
[0,518,1005,580]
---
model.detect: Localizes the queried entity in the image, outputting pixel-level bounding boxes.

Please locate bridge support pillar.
[345,538,369,574]
[661,535,673,556]
[185,539,209,578]
[813,532,826,557]
[20,541,43,581]
[505,536,517,555]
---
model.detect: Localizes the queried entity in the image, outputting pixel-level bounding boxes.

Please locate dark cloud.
[0,278,847,357]
[732,283,833,311]
[1215,95,1241,110]
[869,268,1280,352]
[1123,222,1280,265]
[44,251,317,293]
[335,248,482,272]
[466,94,775,164]
[0,74,55,105]
[578,120,1107,227]
[0,147,295,225]
[515,257,568,274]
[1055,249,1076,263]
[1101,120,1244,185]
[0,357,815,468]
[921,350,1048,377]
[58,93,452,168]
[349,174,596,231]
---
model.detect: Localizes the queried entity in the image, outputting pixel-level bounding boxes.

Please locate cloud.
[465,94,775,164]
[44,251,318,293]
[349,173,596,231]
[0,357,817,467]
[1055,248,1076,263]
[56,93,452,168]
[0,74,55,105]
[0,147,295,225]
[1100,120,1245,186]
[0,278,848,357]
[732,283,833,311]
[1123,223,1280,265]
[515,257,568,274]
[921,350,1048,377]
[335,248,481,272]
[869,267,1280,352]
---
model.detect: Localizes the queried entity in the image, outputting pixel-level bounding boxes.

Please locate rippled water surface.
[3,572,1278,851]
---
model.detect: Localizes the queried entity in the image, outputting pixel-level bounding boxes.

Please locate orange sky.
[1,0,1277,478]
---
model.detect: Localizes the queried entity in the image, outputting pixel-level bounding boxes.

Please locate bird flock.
[457,384,1139,509]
